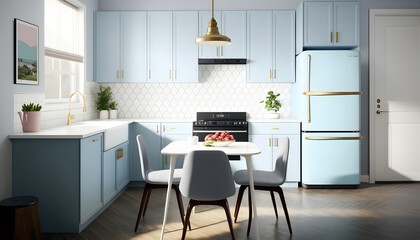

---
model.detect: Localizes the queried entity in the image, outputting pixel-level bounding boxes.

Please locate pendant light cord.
[211,0,214,18]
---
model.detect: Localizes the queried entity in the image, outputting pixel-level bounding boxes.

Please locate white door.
[370,9,420,181]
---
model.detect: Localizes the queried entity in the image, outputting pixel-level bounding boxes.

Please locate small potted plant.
[18,103,42,132]
[109,101,118,119]
[96,86,112,119]
[261,91,282,119]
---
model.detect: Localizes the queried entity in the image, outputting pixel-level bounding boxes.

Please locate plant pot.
[18,111,41,132]
[265,111,280,119]
[99,110,109,119]
[109,110,118,119]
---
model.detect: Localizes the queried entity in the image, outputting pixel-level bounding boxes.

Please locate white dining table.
[160,141,262,240]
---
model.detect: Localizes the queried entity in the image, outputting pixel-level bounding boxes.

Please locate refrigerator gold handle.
[305,136,363,140]
[302,91,363,96]
[376,110,390,114]
[307,54,311,123]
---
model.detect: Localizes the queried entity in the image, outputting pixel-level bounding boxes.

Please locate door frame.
[369,9,420,183]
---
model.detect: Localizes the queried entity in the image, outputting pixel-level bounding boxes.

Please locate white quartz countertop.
[9,120,133,139]
[9,118,301,139]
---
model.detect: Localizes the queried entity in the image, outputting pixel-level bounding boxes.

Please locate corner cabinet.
[96,12,147,83]
[12,134,104,233]
[199,11,246,59]
[296,2,359,53]
[249,122,301,183]
[246,11,295,83]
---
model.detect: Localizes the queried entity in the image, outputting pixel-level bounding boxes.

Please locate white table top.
[161,141,261,156]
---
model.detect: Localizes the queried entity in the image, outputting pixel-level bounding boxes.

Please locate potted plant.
[109,101,118,119]
[18,103,42,132]
[260,91,282,119]
[96,86,112,119]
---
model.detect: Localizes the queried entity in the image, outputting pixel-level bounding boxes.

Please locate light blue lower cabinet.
[116,142,130,190]
[103,145,117,205]
[12,134,104,233]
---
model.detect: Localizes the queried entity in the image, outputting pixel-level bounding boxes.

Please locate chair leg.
[182,200,195,240]
[134,184,150,232]
[247,187,252,236]
[174,185,191,230]
[142,187,152,217]
[277,187,292,234]
[221,199,236,240]
[234,185,247,223]
[270,190,279,219]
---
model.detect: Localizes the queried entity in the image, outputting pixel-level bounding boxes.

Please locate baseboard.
[360,175,369,183]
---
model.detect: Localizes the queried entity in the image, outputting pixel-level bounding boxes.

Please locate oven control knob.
[243,122,247,125]
[233,122,237,125]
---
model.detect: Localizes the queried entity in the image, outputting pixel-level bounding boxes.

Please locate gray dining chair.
[233,137,292,236]
[179,150,236,240]
[134,134,190,232]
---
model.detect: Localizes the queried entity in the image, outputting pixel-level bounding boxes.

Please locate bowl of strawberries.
[204,131,235,147]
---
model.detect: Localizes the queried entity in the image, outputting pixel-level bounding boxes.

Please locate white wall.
[98,0,420,175]
[0,0,98,200]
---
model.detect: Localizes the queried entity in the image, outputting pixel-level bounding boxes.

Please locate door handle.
[303,91,363,96]
[156,125,159,133]
[274,138,278,147]
[336,32,338,43]
[269,138,271,147]
[307,54,311,123]
[269,69,272,79]
[216,47,219,57]
[376,110,390,114]
[169,70,172,79]
[305,136,363,140]
[117,70,119,79]
[122,70,124,80]
[163,125,165,132]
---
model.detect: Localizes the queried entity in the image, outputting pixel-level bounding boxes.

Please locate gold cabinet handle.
[274,138,278,147]
[156,125,159,133]
[336,32,338,43]
[174,70,176,79]
[148,69,151,79]
[117,70,119,79]
[269,138,271,147]
[305,136,363,140]
[165,155,167,165]
[330,32,333,43]
[307,54,311,123]
[92,139,99,142]
[163,125,165,132]
[302,91,363,96]
[274,69,276,79]
[272,128,279,130]
[216,47,219,57]
[169,70,172,79]
[221,46,223,56]
[269,69,272,79]
[376,110,390,114]
[122,70,124,80]
[116,148,123,160]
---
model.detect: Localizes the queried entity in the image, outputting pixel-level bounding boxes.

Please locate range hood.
[198,58,247,65]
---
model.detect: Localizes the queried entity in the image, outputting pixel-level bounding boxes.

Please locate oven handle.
[192,130,248,133]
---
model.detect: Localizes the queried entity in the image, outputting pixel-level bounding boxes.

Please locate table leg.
[244,155,259,240]
[160,155,176,240]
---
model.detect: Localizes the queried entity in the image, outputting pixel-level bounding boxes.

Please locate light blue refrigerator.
[292,50,362,188]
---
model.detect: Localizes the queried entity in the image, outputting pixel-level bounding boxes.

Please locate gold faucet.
[67,91,87,125]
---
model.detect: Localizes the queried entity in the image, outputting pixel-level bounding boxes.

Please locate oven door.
[192,129,248,160]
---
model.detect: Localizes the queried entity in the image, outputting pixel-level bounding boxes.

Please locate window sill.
[44,101,84,111]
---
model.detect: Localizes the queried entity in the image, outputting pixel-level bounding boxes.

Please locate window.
[44,0,85,102]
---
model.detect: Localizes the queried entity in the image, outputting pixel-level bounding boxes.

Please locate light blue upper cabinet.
[199,11,221,58]
[247,11,295,83]
[172,11,199,83]
[220,11,246,59]
[296,2,360,53]
[148,12,173,83]
[303,2,333,47]
[96,12,120,83]
[246,11,273,83]
[273,11,295,83]
[121,12,147,82]
[334,2,359,47]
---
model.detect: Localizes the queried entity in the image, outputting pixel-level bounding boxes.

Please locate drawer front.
[250,122,300,135]
[161,122,192,135]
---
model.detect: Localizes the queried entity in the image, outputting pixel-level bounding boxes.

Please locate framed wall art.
[15,18,39,85]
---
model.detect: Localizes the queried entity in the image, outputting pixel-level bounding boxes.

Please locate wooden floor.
[44,183,420,240]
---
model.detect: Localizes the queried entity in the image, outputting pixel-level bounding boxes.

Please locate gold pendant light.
[195,0,231,46]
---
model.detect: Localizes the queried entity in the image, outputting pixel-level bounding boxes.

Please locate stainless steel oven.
[193,112,248,160]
